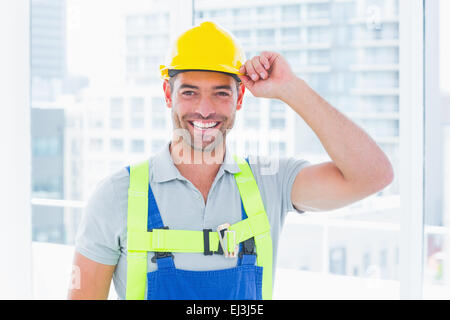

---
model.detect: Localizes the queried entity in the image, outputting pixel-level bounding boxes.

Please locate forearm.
[67,251,115,300]
[279,77,393,185]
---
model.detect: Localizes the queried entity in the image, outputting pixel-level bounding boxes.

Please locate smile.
[188,121,221,130]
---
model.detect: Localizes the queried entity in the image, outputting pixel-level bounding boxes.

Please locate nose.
[196,94,216,119]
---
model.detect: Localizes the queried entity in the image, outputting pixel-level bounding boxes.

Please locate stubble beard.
[171,108,236,152]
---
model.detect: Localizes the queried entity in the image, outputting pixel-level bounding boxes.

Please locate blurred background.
[6,0,448,299]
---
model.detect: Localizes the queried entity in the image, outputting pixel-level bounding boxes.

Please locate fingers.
[238,74,254,89]
[259,53,271,70]
[252,56,269,80]
[241,55,270,82]
[260,51,277,66]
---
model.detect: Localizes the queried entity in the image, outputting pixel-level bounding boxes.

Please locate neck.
[169,139,226,177]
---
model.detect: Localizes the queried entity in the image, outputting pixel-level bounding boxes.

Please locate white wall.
[0,0,32,299]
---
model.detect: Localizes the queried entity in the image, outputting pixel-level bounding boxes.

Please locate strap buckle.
[217,223,238,258]
[151,251,174,263]
[203,229,214,255]
[238,237,256,258]
[150,226,174,263]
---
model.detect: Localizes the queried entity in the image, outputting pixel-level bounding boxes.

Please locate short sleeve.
[75,176,122,265]
[279,157,311,215]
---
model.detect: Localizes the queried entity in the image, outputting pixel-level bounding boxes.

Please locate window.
[131,139,145,153]
[110,139,124,152]
[269,101,286,130]
[233,8,251,25]
[308,26,330,43]
[422,0,450,299]
[282,50,303,70]
[151,140,165,153]
[307,3,330,19]
[192,0,410,300]
[281,28,301,44]
[257,29,275,45]
[308,50,331,66]
[110,98,124,113]
[151,97,166,129]
[269,141,286,157]
[32,137,61,157]
[234,30,251,46]
[110,97,124,130]
[243,97,260,129]
[89,138,103,152]
[307,73,331,94]
[256,6,276,23]
[18,0,434,300]
[110,118,123,130]
[380,249,388,278]
[330,247,347,275]
[282,5,300,22]
[363,252,371,276]
[130,97,145,129]
[245,140,260,155]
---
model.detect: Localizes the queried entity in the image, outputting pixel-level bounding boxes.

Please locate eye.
[182,91,195,96]
[217,91,230,97]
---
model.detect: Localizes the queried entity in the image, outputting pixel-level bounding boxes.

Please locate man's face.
[163,71,245,152]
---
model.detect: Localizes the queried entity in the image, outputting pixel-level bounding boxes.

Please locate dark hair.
[168,69,241,96]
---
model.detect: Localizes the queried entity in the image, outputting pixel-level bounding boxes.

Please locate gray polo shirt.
[75,141,310,299]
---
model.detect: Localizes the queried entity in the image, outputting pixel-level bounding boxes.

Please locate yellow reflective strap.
[127,214,271,253]
[151,229,221,253]
[233,158,266,217]
[127,190,147,231]
[127,231,152,251]
[229,213,271,244]
[127,162,149,232]
[127,230,222,253]
[125,251,147,300]
[233,155,273,300]
[126,160,149,300]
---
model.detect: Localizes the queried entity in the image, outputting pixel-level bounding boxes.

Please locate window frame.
[0,0,32,298]
[16,0,438,299]
[398,0,425,299]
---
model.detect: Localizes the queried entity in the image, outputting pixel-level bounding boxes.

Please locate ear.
[236,82,245,111]
[163,79,172,108]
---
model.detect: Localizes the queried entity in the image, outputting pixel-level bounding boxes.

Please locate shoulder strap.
[232,155,273,300]
[126,160,149,300]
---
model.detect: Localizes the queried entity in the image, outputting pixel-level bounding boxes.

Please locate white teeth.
[192,121,218,129]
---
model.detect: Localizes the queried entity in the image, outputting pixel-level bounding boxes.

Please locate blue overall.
[126,162,264,300]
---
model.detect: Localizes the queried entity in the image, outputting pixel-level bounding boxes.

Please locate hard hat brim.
[167,69,241,83]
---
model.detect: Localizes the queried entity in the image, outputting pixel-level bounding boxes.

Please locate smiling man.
[68,21,393,300]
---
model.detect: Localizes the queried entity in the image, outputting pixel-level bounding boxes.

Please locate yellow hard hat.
[159,21,246,82]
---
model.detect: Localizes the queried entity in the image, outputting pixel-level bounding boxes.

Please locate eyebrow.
[178,84,233,91]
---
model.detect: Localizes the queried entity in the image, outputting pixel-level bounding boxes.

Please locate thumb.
[238,75,254,90]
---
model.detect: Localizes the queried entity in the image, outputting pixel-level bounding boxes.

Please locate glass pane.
[30,0,174,203]
[32,205,82,245]
[423,0,450,299]
[194,0,401,299]
[30,0,178,250]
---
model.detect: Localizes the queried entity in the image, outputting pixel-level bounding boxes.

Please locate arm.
[283,77,394,212]
[239,51,394,212]
[67,251,116,300]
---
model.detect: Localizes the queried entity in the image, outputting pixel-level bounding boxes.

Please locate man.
[68,21,393,300]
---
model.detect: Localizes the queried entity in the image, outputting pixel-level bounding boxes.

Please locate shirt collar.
[151,141,241,183]
[222,146,241,174]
